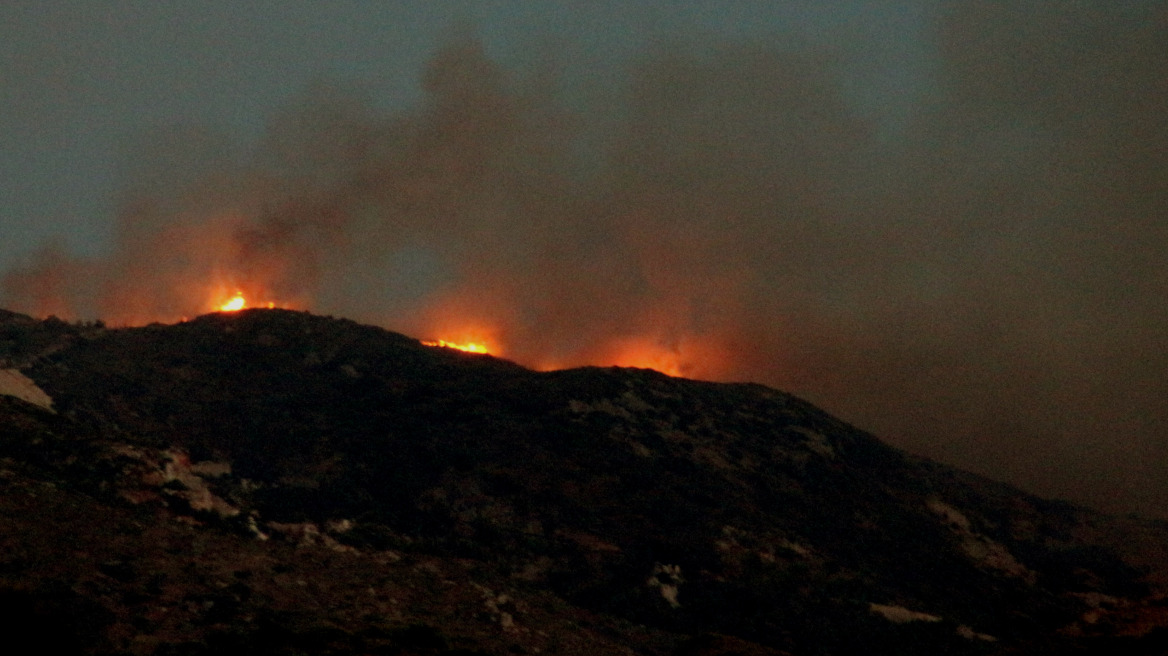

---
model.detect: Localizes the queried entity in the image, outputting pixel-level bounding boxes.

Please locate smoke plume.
[4,3,1167,517]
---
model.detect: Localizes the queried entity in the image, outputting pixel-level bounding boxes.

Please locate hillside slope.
[2,308,1167,655]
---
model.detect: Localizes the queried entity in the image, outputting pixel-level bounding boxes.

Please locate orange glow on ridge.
[213,291,278,314]
[218,293,247,312]
[422,339,492,354]
[609,347,683,377]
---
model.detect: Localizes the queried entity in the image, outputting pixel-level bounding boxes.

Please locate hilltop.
[2,308,1167,655]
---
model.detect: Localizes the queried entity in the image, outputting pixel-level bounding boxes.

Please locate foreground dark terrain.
[2,307,1167,655]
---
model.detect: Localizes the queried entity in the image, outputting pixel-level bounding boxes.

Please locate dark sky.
[3,1,1167,519]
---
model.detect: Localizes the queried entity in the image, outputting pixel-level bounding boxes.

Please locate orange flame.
[214,291,277,313]
[218,293,247,312]
[421,339,492,354]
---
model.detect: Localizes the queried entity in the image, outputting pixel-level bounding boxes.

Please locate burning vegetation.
[217,294,247,313]
[4,11,1168,518]
[214,293,276,314]
[421,339,492,355]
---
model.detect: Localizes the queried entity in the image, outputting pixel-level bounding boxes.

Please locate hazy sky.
[2,1,931,264]
[3,1,1167,519]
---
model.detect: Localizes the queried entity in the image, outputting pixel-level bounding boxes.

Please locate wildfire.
[422,339,491,354]
[214,292,276,313]
[218,294,247,312]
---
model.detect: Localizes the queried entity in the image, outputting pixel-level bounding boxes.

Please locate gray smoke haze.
[4,3,1167,517]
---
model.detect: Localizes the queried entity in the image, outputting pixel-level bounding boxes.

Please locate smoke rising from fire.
[4,4,1167,517]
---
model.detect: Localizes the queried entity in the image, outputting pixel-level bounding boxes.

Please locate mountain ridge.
[2,307,1167,654]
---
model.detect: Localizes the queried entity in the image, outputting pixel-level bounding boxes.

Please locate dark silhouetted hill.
[2,308,1167,655]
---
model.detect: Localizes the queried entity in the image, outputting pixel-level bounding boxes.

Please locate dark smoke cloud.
[4,3,1167,517]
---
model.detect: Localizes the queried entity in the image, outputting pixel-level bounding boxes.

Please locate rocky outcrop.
[0,368,53,411]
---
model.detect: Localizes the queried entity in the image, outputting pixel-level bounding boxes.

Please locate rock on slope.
[1,307,1167,655]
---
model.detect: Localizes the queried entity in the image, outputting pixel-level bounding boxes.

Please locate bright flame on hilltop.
[422,339,491,354]
[214,292,276,313]
[218,293,247,312]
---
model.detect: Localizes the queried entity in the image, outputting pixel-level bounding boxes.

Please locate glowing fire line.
[215,292,276,313]
[219,294,247,312]
[422,339,490,354]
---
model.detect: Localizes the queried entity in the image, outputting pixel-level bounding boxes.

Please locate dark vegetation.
[1,308,1166,655]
